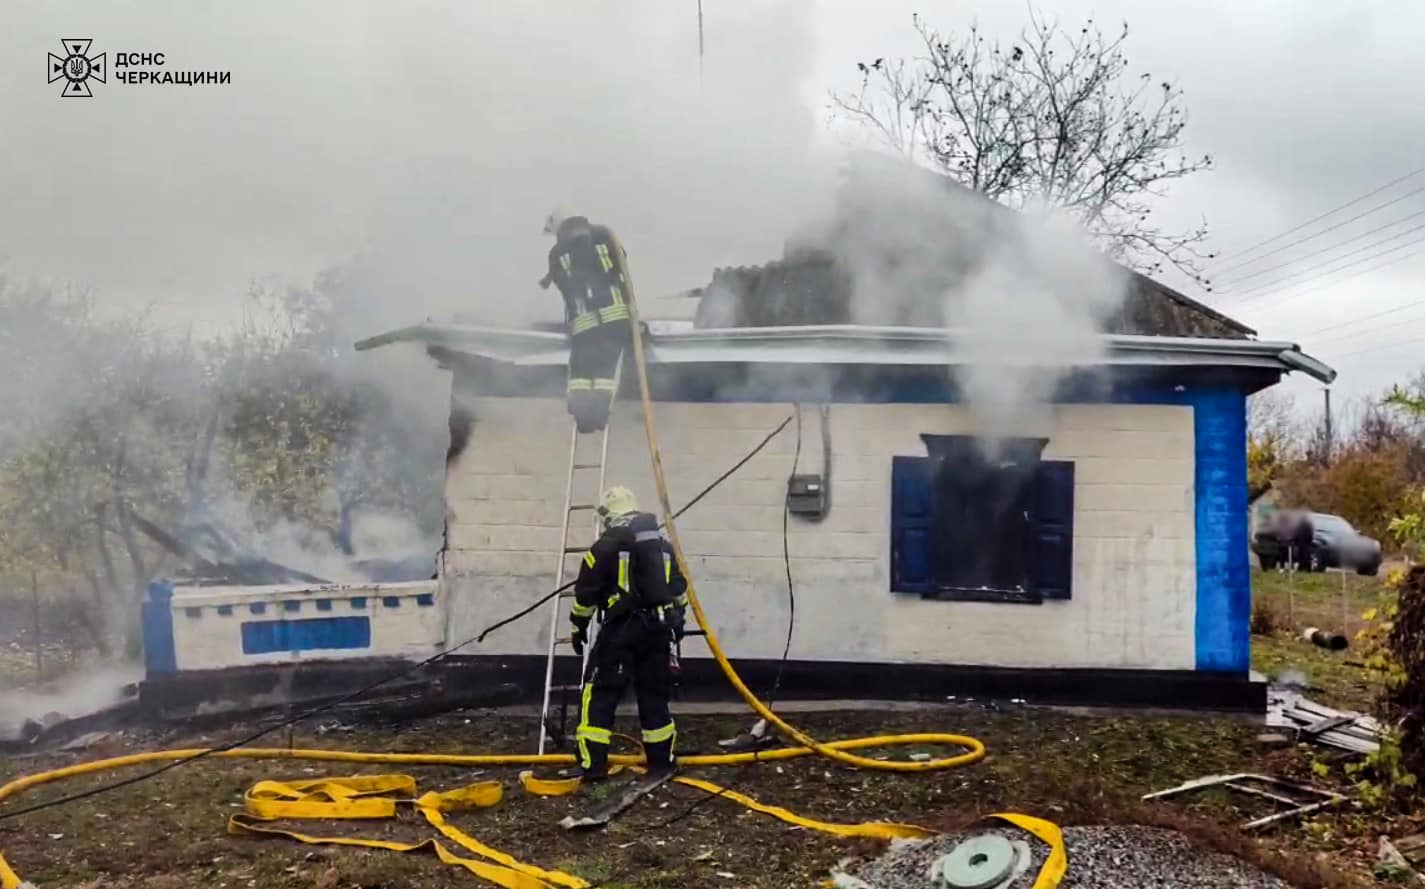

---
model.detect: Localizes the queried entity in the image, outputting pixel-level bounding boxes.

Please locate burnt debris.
[129,509,434,587]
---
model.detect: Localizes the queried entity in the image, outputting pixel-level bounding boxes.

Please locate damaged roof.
[691,255,1253,339]
[691,154,1255,340]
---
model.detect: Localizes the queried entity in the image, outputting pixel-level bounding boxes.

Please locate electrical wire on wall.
[767,402,802,709]
[644,401,804,831]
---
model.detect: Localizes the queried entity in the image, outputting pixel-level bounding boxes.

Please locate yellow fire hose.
[0,244,1067,889]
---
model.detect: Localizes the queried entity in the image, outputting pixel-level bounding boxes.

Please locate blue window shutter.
[891,456,937,594]
[1030,460,1075,600]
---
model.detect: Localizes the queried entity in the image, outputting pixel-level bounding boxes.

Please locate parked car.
[1252,511,1382,576]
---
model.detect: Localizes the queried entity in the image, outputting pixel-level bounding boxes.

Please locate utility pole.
[1323,387,1333,466]
[697,0,705,89]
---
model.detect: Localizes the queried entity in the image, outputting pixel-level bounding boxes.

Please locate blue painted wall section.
[878,382,1250,671]
[142,581,177,675]
[241,617,372,655]
[1185,388,1251,673]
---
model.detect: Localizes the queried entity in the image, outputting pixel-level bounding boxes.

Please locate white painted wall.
[444,396,1197,671]
[169,581,442,671]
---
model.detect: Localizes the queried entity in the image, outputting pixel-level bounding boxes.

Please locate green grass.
[1249,566,1390,712]
[1252,566,1392,641]
[1252,566,1389,620]
[1250,634,1379,711]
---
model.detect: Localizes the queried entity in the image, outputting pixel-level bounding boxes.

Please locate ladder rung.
[563,546,589,554]
[568,504,596,511]
[572,462,602,470]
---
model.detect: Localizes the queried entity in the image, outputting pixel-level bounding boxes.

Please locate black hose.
[765,403,802,709]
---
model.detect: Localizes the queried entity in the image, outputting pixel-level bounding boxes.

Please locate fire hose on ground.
[0,256,1068,889]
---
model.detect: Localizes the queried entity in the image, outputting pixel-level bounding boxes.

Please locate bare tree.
[1248,391,1300,453]
[0,279,445,662]
[830,10,1214,280]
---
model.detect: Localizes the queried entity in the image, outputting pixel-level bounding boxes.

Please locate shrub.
[1250,598,1282,636]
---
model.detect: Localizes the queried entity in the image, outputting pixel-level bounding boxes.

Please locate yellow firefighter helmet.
[597,486,639,526]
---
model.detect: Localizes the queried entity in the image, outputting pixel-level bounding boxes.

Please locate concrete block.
[446,523,563,553]
[447,500,563,528]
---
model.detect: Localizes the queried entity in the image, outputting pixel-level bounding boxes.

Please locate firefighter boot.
[578,748,612,784]
[641,737,676,777]
[576,725,613,783]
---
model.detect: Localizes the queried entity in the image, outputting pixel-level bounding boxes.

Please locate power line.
[1250,241,1425,313]
[1303,296,1425,338]
[1233,234,1425,309]
[1212,163,1425,273]
[1214,183,1425,283]
[1331,328,1425,361]
[1313,312,1425,348]
[1215,205,1425,289]
[1227,218,1425,300]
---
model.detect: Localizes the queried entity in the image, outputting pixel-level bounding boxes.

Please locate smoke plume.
[816,155,1131,442]
[1,1,834,335]
[0,663,142,742]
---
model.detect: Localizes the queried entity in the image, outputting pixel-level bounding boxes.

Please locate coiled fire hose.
[0,243,1066,889]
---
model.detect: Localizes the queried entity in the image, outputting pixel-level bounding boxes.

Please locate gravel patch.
[837,825,1291,889]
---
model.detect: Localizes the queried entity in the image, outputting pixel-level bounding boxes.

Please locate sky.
[2,0,1423,408]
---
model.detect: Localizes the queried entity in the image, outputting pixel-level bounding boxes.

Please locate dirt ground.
[0,568,1413,888]
[0,704,1404,889]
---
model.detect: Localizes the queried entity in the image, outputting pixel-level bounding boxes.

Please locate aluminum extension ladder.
[536,360,622,755]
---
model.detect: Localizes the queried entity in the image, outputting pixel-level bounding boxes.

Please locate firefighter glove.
[667,606,686,642]
[570,624,586,657]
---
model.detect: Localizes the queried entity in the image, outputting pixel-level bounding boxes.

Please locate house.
[139,162,1335,714]
[347,316,1329,712]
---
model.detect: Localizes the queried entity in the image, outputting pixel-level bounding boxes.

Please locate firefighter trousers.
[576,613,676,776]
[566,319,629,434]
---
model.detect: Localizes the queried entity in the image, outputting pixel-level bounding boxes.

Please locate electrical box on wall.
[787,474,827,519]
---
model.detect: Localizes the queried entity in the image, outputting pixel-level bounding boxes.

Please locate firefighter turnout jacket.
[569,511,688,647]
[568,510,689,776]
[545,222,633,336]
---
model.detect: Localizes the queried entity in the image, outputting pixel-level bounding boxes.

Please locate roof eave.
[355,322,1336,384]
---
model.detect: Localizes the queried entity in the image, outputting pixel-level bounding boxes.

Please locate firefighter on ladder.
[539,214,634,433]
[569,486,689,782]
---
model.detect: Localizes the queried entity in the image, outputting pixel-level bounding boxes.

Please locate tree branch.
[826,8,1213,277]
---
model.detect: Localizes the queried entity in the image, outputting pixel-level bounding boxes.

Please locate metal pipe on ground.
[1302,626,1348,651]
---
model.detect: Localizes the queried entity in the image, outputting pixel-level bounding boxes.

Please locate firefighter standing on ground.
[539,215,634,433]
[569,486,689,781]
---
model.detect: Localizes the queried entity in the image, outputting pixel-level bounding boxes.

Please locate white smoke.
[948,203,1129,442]
[818,154,1131,442]
[0,663,142,742]
[1,1,835,333]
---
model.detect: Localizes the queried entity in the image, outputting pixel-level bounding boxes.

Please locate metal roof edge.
[1275,348,1338,385]
[354,323,564,353]
[354,321,1336,383]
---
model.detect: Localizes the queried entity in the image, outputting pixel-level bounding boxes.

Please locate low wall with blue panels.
[143,579,443,674]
